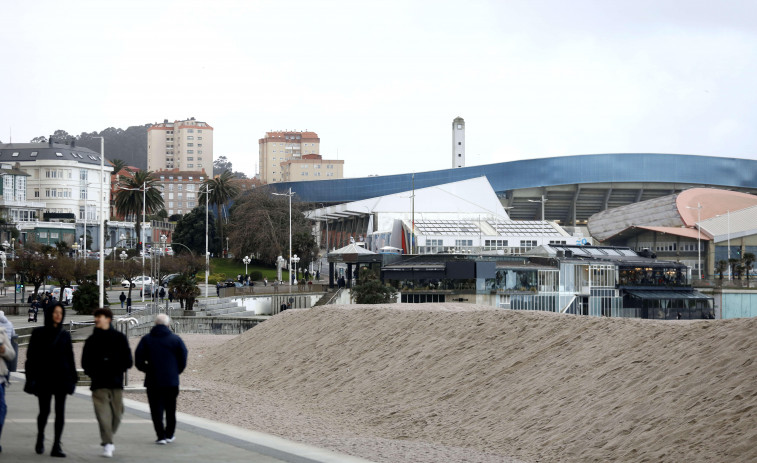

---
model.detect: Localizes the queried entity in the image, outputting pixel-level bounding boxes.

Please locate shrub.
[207,273,226,284]
[249,270,263,281]
[72,281,110,315]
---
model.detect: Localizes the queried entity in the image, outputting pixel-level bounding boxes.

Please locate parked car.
[51,287,75,305]
[162,273,179,287]
[223,279,237,288]
[121,276,153,288]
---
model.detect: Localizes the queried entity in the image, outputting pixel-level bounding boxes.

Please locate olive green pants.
[92,388,124,445]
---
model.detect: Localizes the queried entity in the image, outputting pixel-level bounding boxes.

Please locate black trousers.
[37,390,67,443]
[146,387,179,440]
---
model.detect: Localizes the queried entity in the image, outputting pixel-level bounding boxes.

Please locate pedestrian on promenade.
[119,292,126,308]
[168,289,174,304]
[25,302,78,457]
[0,320,17,453]
[0,311,15,340]
[135,314,187,445]
[82,307,133,458]
[159,287,166,302]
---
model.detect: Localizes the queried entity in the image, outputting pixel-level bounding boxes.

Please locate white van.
[51,287,74,305]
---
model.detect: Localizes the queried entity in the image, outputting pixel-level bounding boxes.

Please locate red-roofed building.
[258,130,321,184]
[147,117,213,173]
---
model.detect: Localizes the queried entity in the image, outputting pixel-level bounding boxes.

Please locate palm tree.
[110,159,129,175]
[716,260,728,281]
[200,171,241,256]
[743,252,755,283]
[114,170,164,249]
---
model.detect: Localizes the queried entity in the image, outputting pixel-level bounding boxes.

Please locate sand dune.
[193,304,756,462]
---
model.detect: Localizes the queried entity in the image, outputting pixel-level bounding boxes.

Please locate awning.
[624,290,712,300]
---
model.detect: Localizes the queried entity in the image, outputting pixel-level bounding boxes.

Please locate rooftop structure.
[272,153,757,224]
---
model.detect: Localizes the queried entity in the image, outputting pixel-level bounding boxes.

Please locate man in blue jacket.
[135,314,188,445]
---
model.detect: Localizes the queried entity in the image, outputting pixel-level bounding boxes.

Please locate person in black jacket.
[135,314,187,444]
[81,307,132,458]
[25,302,78,458]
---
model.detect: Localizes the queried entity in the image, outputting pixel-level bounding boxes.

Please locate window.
[187,129,194,133]
[457,124,462,129]
[187,157,194,161]
[187,150,194,154]
[51,232,58,239]
[520,240,537,247]
[55,152,63,157]
[198,136,202,140]
[30,151,38,157]
[177,184,183,191]
[187,143,193,147]
[34,189,40,198]
[80,189,86,199]
[11,152,18,157]
[198,129,202,133]
[168,202,174,208]
[39,232,48,239]
[458,142,462,145]
[80,169,88,181]
[187,136,194,140]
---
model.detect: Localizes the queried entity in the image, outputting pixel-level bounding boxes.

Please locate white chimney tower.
[452,117,465,168]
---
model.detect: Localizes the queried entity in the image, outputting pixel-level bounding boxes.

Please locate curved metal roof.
[0,142,107,166]
[271,153,757,203]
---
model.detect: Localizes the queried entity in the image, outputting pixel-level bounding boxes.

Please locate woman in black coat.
[25,302,78,457]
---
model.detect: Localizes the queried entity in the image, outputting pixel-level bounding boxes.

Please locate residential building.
[280,154,344,182]
[0,139,112,248]
[110,165,139,220]
[259,130,320,183]
[154,169,207,216]
[147,117,213,173]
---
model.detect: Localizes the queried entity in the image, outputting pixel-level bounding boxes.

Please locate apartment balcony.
[0,199,46,208]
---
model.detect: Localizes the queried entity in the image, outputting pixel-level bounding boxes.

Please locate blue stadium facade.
[271,153,757,223]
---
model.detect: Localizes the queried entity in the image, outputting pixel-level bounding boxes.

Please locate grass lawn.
[210,257,288,281]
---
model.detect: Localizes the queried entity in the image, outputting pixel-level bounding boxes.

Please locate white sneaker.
[102,443,114,458]
[165,436,176,443]
[155,439,168,445]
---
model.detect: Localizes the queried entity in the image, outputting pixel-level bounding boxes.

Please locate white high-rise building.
[452,117,465,168]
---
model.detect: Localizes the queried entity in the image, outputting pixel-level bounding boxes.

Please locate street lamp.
[113,233,127,262]
[157,234,167,287]
[0,251,5,281]
[527,195,548,221]
[119,250,128,265]
[291,254,300,285]
[243,255,251,274]
[686,202,703,279]
[92,135,106,309]
[10,238,14,260]
[201,184,214,299]
[272,188,294,285]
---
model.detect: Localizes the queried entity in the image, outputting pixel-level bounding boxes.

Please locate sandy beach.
[20,304,757,462]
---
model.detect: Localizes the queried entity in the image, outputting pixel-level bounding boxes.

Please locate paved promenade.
[3,373,373,463]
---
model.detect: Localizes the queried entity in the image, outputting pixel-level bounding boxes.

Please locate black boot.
[51,441,66,458]
[35,434,44,454]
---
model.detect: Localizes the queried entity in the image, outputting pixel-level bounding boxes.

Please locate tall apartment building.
[259,130,320,183]
[155,169,208,217]
[280,154,344,182]
[147,118,213,173]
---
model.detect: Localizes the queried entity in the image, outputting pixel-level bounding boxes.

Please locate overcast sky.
[2,0,756,179]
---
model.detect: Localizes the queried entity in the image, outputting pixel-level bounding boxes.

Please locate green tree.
[743,252,755,283]
[226,188,317,267]
[169,273,201,310]
[351,267,397,304]
[201,171,241,256]
[172,206,218,255]
[72,281,109,314]
[114,170,164,249]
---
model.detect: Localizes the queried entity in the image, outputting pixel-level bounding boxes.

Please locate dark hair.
[93,307,113,319]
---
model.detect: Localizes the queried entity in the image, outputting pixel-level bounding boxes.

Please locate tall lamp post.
[527,194,548,221]
[243,255,251,275]
[113,233,127,262]
[272,188,294,285]
[202,184,213,299]
[686,202,703,279]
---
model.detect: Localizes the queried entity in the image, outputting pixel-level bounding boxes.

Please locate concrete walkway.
[2,374,373,463]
